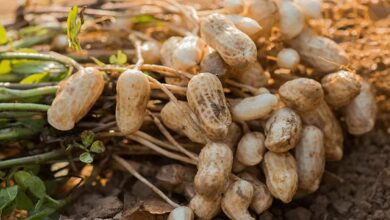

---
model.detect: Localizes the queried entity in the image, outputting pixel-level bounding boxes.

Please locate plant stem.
[0,52,81,70]
[0,86,58,101]
[0,103,50,112]
[0,82,58,89]
[0,149,65,169]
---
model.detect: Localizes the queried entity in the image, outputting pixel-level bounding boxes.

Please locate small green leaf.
[0,24,8,45]
[79,152,93,164]
[131,15,156,24]
[109,50,127,65]
[15,190,33,210]
[14,171,32,189]
[67,5,83,51]
[0,186,18,211]
[26,176,46,199]
[90,140,105,153]
[81,130,95,147]
[0,60,11,74]
[20,72,49,84]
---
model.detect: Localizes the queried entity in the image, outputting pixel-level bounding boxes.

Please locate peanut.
[262,151,298,203]
[278,78,324,112]
[172,36,207,71]
[221,179,255,220]
[141,41,161,64]
[189,194,221,220]
[278,0,304,39]
[161,101,207,144]
[224,0,244,14]
[194,142,233,197]
[277,48,300,69]
[187,72,232,140]
[244,0,278,36]
[264,108,302,153]
[295,0,322,19]
[200,13,257,68]
[236,132,266,166]
[48,67,104,131]
[200,50,228,76]
[232,61,270,88]
[226,15,263,40]
[168,206,194,220]
[160,37,182,68]
[116,69,151,135]
[321,70,361,108]
[156,164,196,193]
[224,122,243,150]
[295,126,325,193]
[288,28,349,73]
[345,79,377,135]
[302,99,343,161]
[239,172,273,215]
[231,93,278,121]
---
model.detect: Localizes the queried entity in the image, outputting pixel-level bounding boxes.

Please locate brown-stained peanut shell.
[295,125,325,193]
[168,206,194,220]
[278,78,324,112]
[302,99,343,161]
[264,108,302,153]
[189,194,221,220]
[236,132,266,166]
[48,67,104,131]
[321,70,361,108]
[194,142,233,197]
[345,79,377,135]
[239,172,273,215]
[200,13,257,68]
[231,93,278,121]
[161,101,207,144]
[187,72,232,140]
[232,61,270,88]
[288,28,349,73]
[221,179,255,220]
[262,151,298,203]
[116,69,151,135]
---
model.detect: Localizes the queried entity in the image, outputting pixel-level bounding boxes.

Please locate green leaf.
[26,176,46,199]
[20,72,49,84]
[90,140,105,153]
[67,5,83,51]
[79,152,93,164]
[16,190,33,210]
[131,15,156,24]
[109,50,127,65]
[81,130,95,147]
[0,60,11,74]
[14,170,32,189]
[0,185,18,211]
[0,24,8,45]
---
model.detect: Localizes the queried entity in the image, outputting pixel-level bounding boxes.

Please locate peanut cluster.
[46,0,377,219]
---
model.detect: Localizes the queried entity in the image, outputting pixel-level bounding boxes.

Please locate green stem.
[0,86,58,101]
[0,103,50,112]
[0,149,65,169]
[0,52,81,70]
[0,112,42,118]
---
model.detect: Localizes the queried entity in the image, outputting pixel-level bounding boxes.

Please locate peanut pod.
[189,194,221,220]
[262,151,298,203]
[264,108,302,153]
[168,206,194,220]
[231,93,278,121]
[48,67,104,131]
[187,72,232,140]
[116,69,151,135]
[295,125,325,193]
[236,132,266,166]
[221,179,255,220]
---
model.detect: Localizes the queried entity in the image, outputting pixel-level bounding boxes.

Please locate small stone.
[332,199,353,214]
[285,207,312,220]
[373,210,385,219]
